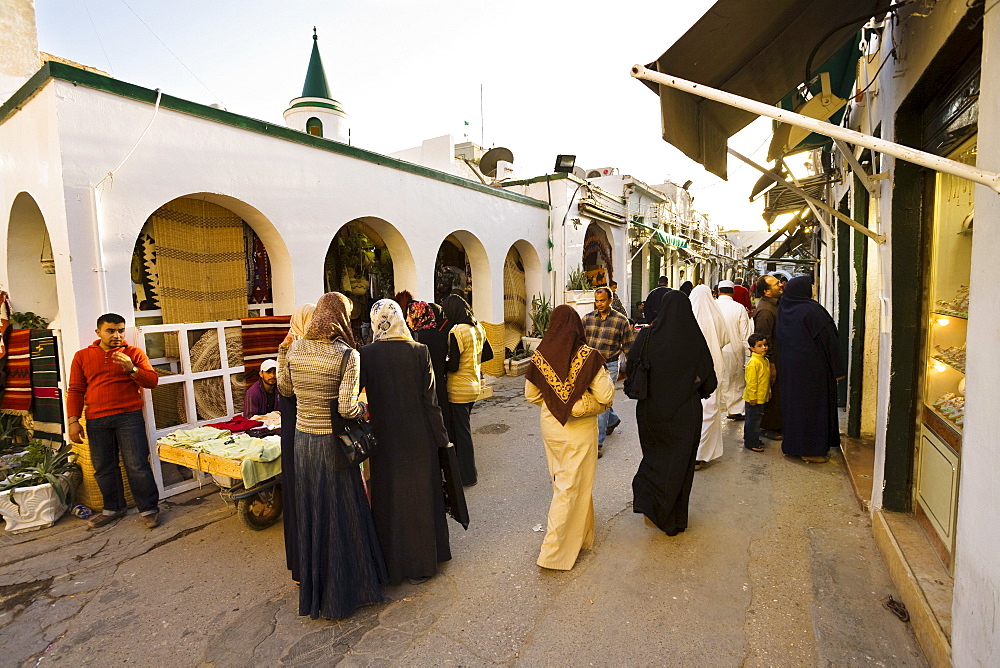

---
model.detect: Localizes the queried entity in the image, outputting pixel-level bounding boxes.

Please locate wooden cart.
[156,441,283,530]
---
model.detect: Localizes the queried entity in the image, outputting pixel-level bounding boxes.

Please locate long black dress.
[360,340,452,585]
[776,276,845,457]
[278,392,299,582]
[414,327,451,435]
[628,290,717,535]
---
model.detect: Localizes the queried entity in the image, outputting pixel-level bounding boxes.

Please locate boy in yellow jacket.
[743,333,771,452]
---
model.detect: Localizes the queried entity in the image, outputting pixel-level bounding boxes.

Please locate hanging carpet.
[240,316,290,385]
[0,290,10,389]
[29,329,63,443]
[502,251,526,352]
[0,329,32,415]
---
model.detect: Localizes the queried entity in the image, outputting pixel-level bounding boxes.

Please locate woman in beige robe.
[525,305,614,570]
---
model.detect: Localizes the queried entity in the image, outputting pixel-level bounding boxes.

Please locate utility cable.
[83,0,114,76]
[118,0,225,107]
[94,88,162,192]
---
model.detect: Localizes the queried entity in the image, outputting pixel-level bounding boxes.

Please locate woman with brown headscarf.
[277,292,386,620]
[525,305,614,570]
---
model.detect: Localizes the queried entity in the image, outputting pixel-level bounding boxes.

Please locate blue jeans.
[598,359,620,446]
[743,401,766,450]
[86,409,160,514]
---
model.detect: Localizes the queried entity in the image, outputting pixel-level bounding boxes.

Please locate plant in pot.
[0,440,81,534]
[522,294,552,353]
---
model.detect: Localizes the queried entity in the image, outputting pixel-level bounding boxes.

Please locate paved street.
[1,376,926,666]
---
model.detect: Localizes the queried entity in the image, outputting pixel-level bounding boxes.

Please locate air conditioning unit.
[495,160,514,180]
[585,167,617,179]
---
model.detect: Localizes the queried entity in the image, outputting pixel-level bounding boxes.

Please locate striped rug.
[0,329,32,415]
[30,330,63,443]
[241,316,290,384]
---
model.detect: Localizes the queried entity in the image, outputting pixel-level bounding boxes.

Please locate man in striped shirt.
[68,313,161,529]
[582,287,636,457]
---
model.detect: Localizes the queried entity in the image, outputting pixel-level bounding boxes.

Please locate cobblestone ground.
[0,376,926,666]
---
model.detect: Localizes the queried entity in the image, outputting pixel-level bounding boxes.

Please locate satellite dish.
[480,147,514,177]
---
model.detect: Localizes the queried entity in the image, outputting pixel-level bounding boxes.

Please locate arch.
[435,230,492,320]
[512,239,543,310]
[582,221,614,286]
[6,192,59,324]
[503,240,544,350]
[332,216,417,298]
[306,117,323,137]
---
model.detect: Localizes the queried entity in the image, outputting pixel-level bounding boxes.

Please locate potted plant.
[506,347,534,376]
[564,266,595,316]
[0,440,81,534]
[522,294,552,353]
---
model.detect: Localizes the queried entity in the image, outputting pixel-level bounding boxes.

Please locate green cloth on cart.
[157,428,281,488]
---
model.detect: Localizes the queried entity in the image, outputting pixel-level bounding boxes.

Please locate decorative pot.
[507,357,532,377]
[521,336,542,353]
[0,475,72,534]
[564,290,595,318]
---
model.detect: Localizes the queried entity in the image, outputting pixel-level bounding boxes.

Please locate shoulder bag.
[623,329,650,401]
[330,350,377,467]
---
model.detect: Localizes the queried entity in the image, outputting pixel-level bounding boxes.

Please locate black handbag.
[331,352,377,466]
[623,329,650,401]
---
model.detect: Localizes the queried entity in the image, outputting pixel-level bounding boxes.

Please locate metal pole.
[630,65,1000,195]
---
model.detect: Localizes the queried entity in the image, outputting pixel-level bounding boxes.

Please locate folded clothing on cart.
[157,427,281,488]
[248,411,281,430]
[206,415,263,433]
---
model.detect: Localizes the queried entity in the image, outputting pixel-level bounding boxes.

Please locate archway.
[325,217,415,344]
[504,240,544,350]
[435,231,491,319]
[6,192,59,324]
[582,222,614,286]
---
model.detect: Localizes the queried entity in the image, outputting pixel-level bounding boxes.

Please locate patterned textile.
[503,249,526,351]
[131,231,160,311]
[581,310,636,363]
[245,225,273,305]
[151,199,246,357]
[241,316,290,384]
[370,299,412,342]
[29,330,63,442]
[0,329,32,415]
[406,301,437,332]
[0,291,10,389]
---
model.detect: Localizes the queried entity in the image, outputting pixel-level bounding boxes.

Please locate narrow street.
[1,376,925,666]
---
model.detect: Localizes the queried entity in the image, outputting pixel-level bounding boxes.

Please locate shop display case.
[917,136,975,560]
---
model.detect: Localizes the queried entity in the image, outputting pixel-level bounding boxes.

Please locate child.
[743,333,771,452]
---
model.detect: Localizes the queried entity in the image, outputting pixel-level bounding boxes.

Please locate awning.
[631,220,688,248]
[678,245,706,262]
[641,0,891,179]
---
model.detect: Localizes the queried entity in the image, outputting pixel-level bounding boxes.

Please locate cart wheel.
[237,486,283,530]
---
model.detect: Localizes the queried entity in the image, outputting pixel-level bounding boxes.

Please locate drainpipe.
[88,187,110,314]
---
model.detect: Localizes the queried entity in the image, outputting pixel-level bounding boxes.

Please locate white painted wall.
[0,76,549,359]
[389,134,457,174]
[952,6,1000,665]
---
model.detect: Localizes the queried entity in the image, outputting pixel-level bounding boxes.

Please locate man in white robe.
[715,280,753,420]
[689,285,729,466]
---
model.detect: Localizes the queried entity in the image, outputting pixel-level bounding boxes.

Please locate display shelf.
[930,355,966,375]
[925,404,963,438]
[932,308,969,320]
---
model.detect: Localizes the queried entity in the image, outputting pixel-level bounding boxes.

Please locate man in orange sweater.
[68,313,161,529]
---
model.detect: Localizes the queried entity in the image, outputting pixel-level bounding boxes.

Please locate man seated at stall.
[243,359,278,418]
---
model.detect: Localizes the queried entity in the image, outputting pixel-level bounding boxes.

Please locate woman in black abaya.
[776,276,845,462]
[627,290,717,535]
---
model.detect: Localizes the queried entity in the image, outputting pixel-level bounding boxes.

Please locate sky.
[34,0,773,232]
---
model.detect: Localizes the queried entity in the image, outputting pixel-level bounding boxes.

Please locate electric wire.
[83,0,114,76]
[118,0,225,107]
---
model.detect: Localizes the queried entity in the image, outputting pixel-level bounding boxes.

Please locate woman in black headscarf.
[627,290,717,535]
[679,281,694,296]
[642,286,670,323]
[776,276,845,463]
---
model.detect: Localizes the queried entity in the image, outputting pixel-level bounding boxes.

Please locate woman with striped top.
[278,292,386,620]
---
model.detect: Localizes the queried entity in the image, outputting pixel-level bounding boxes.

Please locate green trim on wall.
[1,62,548,210]
[501,173,572,187]
[288,100,344,112]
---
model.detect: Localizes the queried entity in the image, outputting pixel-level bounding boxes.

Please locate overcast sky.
[35,0,772,231]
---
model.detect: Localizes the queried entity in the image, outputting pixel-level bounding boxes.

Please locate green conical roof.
[301,28,331,99]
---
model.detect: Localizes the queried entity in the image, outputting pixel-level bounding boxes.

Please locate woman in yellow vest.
[442,295,492,486]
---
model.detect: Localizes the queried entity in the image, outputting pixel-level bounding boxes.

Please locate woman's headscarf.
[643,286,670,322]
[289,303,316,339]
[370,299,414,342]
[643,290,717,416]
[777,276,833,339]
[442,294,476,328]
[525,305,607,426]
[689,284,729,377]
[304,292,355,346]
[406,301,438,332]
[679,281,694,296]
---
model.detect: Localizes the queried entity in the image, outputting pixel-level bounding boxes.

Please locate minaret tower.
[283,28,348,142]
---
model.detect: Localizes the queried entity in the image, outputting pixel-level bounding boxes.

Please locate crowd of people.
[65,270,844,620]
[527,272,845,571]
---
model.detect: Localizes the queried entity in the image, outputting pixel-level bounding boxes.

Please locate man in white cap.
[243,359,278,418]
[715,280,753,420]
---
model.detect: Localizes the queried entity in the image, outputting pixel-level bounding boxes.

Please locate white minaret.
[283,28,349,143]
[0,0,40,104]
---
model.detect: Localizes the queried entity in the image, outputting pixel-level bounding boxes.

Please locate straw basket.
[480,322,505,378]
